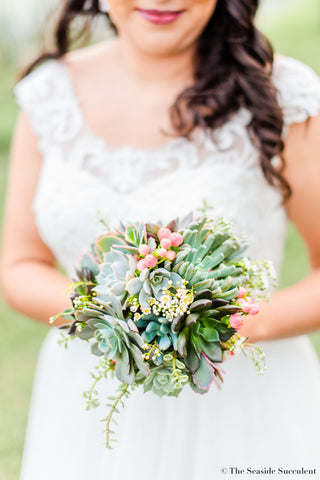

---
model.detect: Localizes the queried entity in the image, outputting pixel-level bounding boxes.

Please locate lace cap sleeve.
[272,55,320,131]
[13,60,83,153]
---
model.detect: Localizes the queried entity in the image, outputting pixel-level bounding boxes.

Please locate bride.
[1,0,320,478]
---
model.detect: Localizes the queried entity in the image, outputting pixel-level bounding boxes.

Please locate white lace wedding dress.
[15,55,320,479]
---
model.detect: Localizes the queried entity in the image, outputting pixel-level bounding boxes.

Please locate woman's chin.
[127,32,191,57]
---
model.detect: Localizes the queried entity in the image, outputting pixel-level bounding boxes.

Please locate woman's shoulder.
[13,40,119,144]
[60,38,120,81]
[272,54,320,126]
[14,39,119,107]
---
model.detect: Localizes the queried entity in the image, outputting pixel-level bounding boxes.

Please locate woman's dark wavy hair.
[23,0,291,202]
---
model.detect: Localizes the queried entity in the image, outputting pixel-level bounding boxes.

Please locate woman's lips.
[137,8,183,25]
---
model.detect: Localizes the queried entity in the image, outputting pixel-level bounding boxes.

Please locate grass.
[0,1,320,477]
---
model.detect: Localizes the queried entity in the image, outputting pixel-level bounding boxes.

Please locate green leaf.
[185,347,200,373]
[215,305,242,315]
[174,248,192,264]
[139,288,151,310]
[90,341,104,357]
[190,299,212,312]
[169,272,184,288]
[158,334,171,350]
[111,281,126,297]
[75,325,95,340]
[143,382,153,394]
[163,353,174,362]
[130,343,151,377]
[217,325,236,342]
[175,359,186,370]
[142,330,157,343]
[177,331,188,357]
[147,237,157,252]
[187,268,203,286]
[145,224,161,236]
[209,264,241,279]
[198,327,220,343]
[115,351,134,384]
[200,340,223,363]
[82,307,104,318]
[171,315,184,333]
[189,381,208,395]
[192,354,214,390]
[184,264,195,281]
[79,252,100,277]
[126,277,142,295]
[96,235,126,256]
[185,313,200,327]
[190,333,203,355]
[145,321,160,333]
[219,287,239,300]
[159,324,169,334]
[193,289,213,301]
[192,279,212,291]
[116,319,130,333]
[125,225,139,245]
[112,245,139,255]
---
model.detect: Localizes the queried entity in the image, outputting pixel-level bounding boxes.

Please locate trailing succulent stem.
[103,383,132,449]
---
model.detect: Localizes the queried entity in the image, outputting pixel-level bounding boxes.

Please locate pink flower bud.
[157,228,172,241]
[241,302,253,313]
[229,314,243,331]
[236,298,246,306]
[170,232,183,247]
[237,286,247,298]
[249,304,260,316]
[246,296,254,304]
[138,244,150,256]
[137,260,147,271]
[144,254,158,268]
[160,237,172,249]
[166,250,176,261]
[158,248,168,258]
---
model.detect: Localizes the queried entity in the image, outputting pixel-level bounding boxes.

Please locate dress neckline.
[56,59,192,155]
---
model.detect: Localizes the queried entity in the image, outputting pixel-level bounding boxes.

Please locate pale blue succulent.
[143,353,190,397]
[84,292,150,384]
[95,249,136,301]
[126,268,184,309]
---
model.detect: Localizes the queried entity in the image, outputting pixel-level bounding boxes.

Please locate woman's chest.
[78,75,182,150]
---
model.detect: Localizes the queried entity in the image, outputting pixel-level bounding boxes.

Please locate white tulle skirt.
[20,328,320,480]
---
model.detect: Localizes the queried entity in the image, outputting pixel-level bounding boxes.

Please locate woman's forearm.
[240,268,320,342]
[3,261,320,339]
[2,261,72,326]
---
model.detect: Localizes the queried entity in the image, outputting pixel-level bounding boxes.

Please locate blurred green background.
[0,0,320,478]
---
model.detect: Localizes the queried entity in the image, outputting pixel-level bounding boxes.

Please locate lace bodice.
[14,54,320,280]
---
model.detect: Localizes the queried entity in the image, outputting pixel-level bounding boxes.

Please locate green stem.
[91,374,103,391]
[105,383,129,449]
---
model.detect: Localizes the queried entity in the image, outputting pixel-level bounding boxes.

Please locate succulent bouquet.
[52,215,276,448]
